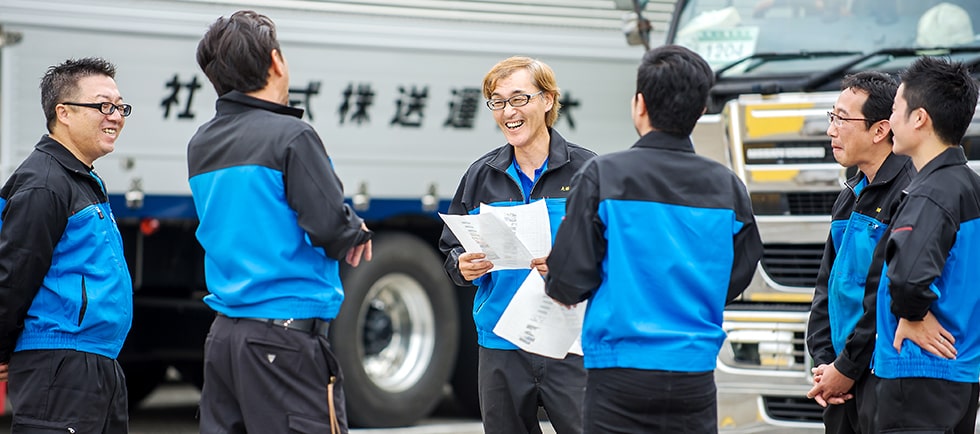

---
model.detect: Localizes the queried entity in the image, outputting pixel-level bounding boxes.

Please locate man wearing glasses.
[0,57,133,433]
[804,71,914,433]
[439,56,594,434]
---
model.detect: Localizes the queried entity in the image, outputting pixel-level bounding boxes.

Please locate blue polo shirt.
[509,158,549,203]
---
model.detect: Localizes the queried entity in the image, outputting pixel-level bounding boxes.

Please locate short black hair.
[197,10,280,96]
[841,71,898,131]
[636,45,714,137]
[40,57,116,132]
[900,56,979,146]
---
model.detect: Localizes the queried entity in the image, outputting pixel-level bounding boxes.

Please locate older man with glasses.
[805,71,914,434]
[439,56,595,434]
[0,57,134,434]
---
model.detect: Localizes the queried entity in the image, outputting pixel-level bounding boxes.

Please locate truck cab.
[657,0,980,430]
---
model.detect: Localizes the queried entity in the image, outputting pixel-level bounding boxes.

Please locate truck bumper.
[717,309,824,433]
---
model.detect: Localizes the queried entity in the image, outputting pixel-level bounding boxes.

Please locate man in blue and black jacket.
[439,56,595,434]
[189,11,372,434]
[545,45,762,433]
[804,71,914,434]
[0,57,133,433]
[871,55,980,433]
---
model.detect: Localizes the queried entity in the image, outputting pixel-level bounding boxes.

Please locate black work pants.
[478,347,586,434]
[8,349,128,434]
[876,377,979,434]
[822,371,878,433]
[584,368,716,434]
[199,314,346,434]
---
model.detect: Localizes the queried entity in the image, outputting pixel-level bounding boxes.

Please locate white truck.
[0,0,676,427]
[658,0,980,431]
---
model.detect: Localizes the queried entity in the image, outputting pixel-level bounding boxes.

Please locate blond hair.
[482,56,561,127]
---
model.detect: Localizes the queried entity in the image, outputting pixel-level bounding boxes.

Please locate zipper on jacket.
[96,206,104,219]
[78,276,88,326]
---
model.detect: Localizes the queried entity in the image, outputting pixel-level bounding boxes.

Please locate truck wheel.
[334,232,459,427]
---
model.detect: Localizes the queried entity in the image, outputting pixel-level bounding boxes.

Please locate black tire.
[333,232,459,428]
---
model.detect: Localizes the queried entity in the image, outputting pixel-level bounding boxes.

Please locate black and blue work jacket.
[546,131,762,371]
[806,152,913,381]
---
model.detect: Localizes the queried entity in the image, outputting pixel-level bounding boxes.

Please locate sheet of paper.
[493,271,586,359]
[439,213,535,270]
[479,200,552,258]
[439,200,552,271]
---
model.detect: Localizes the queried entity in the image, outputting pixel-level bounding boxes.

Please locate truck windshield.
[671,0,980,76]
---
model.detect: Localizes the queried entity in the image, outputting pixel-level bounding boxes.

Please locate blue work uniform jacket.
[806,153,914,380]
[187,91,371,321]
[0,136,132,362]
[873,146,980,382]
[438,129,596,350]
[545,131,762,371]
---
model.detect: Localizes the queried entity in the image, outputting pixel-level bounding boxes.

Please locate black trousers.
[199,314,347,434]
[876,377,979,434]
[584,368,716,434]
[478,347,586,434]
[7,349,128,434]
[822,372,878,433]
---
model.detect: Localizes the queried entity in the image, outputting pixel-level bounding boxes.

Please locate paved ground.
[0,382,559,434]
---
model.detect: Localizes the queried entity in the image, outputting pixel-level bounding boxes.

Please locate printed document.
[439,200,551,271]
[493,271,586,359]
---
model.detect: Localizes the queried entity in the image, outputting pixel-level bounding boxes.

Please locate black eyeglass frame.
[486,91,545,111]
[62,101,133,117]
[826,111,869,127]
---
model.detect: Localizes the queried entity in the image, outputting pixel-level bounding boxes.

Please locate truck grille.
[744,141,836,164]
[762,396,824,423]
[760,244,823,288]
[751,191,838,215]
[721,323,807,371]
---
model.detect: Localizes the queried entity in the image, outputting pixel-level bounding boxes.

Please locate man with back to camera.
[439,56,594,434]
[545,44,763,433]
[871,55,980,433]
[189,10,373,434]
[804,71,914,433]
[0,57,133,433]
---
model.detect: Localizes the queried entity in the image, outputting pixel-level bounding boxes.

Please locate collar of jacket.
[486,128,572,173]
[845,152,911,190]
[632,130,696,153]
[36,134,96,176]
[216,90,304,119]
[915,145,968,180]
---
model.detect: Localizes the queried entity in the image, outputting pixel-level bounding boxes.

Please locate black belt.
[221,313,330,338]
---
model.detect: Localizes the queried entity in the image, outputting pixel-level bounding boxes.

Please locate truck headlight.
[719,322,805,371]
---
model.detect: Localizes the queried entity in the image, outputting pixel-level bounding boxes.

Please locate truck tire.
[333,232,459,427]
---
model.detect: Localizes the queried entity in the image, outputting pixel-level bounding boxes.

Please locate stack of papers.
[439,199,551,271]
[440,200,586,359]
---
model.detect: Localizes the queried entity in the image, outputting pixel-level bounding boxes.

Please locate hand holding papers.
[442,200,584,357]
[493,271,586,359]
[440,200,551,271]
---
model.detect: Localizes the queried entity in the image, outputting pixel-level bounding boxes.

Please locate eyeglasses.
[62,101,133,117]
[486,91,544,111]
[827,111,868,127]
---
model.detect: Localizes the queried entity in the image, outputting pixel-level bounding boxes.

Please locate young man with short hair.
[545,45,762,433]
[872,55,980,433]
